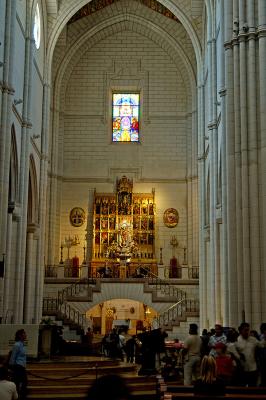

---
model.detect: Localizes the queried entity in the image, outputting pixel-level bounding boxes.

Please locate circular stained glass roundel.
[33,4,41,49]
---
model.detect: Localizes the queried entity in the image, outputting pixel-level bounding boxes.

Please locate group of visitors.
[183,322,266,390]
[101,328,128,361]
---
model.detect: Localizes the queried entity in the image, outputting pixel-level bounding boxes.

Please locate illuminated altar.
[90,176,157,277]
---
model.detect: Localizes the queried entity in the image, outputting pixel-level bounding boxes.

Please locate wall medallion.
[69,207,86,227]
[163,208,179,228]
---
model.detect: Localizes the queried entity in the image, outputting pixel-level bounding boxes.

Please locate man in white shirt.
[183,323,202,385]
[0,366,18,400]
[235,322,261,386]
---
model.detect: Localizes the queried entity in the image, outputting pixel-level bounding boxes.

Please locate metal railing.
[157,298,200,328]
[42,297,87,329]
[43,279,96,330]
[45,265,58,278]
[141,266,187,302]
[57,278,96,304]
[188,266,199,279]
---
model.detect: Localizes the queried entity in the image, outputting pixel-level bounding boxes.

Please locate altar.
[89,176,157,278]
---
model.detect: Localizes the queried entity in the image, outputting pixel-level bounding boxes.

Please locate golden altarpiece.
[90,176,157,278]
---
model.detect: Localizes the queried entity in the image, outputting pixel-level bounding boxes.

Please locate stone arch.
[9,125,18,208]
[46,0,202,82]
[28,155,38,225]
[54,14,196,113]
[71,282,174,314]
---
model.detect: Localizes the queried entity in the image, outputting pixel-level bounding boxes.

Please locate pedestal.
[157,265,165,279]
[39,326,52,358]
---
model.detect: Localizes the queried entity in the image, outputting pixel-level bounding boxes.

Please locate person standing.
[258,323,266,386]
[235,322,260,386]
[183,323,202,385]
[0,367,18,400]
[9,329,27,399]
[214,342,235,385]
[208,324,227,357]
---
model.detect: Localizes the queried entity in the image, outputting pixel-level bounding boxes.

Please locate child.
[215,342,235,385]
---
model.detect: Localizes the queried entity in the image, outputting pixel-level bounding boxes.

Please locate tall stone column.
[13,16,34,322]
[219,0,229,325]
[34,82,50,323]
[86,189,95,277]
[258,0,266,320]
[2,211,14,321]
[246,0,261,326]
[224,0,238,327]
[0,0,16,266]
[47,103,60,265]
[198,78,208,329]
[24,229,36,323]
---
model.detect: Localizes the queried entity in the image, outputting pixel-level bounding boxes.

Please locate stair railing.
[156,298,200,329]
[43,297,88,329]
[57,278,96,304]
[140,266,187,302]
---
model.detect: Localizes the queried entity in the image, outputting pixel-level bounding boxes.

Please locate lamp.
[14,98,23,105]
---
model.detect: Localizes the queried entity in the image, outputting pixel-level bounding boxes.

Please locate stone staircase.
[43,272,199,339]
[26,359,157,399]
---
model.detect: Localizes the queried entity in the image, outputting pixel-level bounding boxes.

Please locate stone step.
[26,359,157,400]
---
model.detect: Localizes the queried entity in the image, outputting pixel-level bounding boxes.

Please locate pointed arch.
[8,125,18,209]
[28,155,38,224]
[46,0,202,82]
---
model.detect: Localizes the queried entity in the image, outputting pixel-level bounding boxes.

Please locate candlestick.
[82,245,87,265]
[183,247,187,265]
[59,244,64,264]
[159,247,163,265]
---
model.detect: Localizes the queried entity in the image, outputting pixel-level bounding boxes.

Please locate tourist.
[226,328,242,385]
[215,342,235,385]
[194,355,225,396]
[200,329,210,357]
[0,366,18,400]
[183,323,202,385]
[87,374,132,400]
[258,323,266,386]
[125,335,137,363]
[235,322,262,386]
[9,329,27,399]
[208,324,227,357]
[84,327,93,354]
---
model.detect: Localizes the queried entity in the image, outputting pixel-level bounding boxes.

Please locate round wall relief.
[163,208,179,228]
[70,207,86,227]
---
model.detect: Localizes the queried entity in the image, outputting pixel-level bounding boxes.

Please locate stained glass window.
[112,93,140,142]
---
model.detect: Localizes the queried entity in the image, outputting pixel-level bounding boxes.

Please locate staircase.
[43,271,199,339]
[26,359,157,400]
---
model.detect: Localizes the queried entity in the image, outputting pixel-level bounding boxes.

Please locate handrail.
[43,297,88,329]
[156,298,199,329]
[57,278,96,305]
[140,266,187,301]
